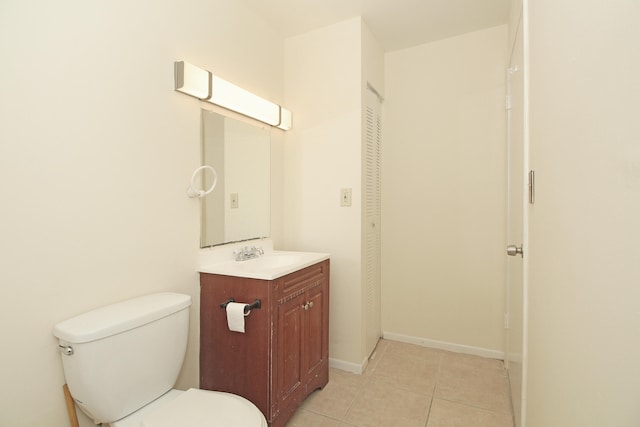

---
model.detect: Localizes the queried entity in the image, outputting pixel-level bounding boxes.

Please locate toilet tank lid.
[53,293,192,344]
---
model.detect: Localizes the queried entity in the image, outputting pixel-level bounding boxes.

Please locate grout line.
[340,389,360,424]
[425,350,444,426]
[424,391,436,427]
[433,397,515,417]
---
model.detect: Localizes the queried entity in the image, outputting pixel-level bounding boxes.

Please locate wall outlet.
[340,188,352,207]
[230,193,239,209]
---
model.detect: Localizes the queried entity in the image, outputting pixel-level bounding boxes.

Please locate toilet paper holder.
[220,298,261,315]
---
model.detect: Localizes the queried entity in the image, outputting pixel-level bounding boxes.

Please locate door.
[505,8,528,427]
[364,86,382,357]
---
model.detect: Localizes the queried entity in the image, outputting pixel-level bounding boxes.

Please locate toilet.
[53,292,267,427]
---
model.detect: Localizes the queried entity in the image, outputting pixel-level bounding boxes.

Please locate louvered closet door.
[365,86,382,357]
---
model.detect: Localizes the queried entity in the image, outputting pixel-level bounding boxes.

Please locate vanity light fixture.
[174,61,292,131]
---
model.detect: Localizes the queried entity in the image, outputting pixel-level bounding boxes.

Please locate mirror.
[200,109,270,248]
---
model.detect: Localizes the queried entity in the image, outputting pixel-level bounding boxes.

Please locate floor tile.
[369,354,440,396]
[383,341,442,361]
[440,351,505,373]
[301,368,364,418]
[343,376,431,427]
[287,409,343,426]
[367,341,441,396]
[426,399,514,427]
[435,352,511,414]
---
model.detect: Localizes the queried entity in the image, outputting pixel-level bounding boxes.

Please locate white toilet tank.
[53,293,192,424]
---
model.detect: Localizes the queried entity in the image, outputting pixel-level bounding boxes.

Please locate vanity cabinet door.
[275,291,306,418]
[302,281,329,394]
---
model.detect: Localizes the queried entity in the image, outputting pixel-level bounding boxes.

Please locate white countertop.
[198,239,329,280]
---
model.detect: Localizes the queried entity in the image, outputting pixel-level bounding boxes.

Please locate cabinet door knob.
[302,302,309,310]
[308,301,314,308]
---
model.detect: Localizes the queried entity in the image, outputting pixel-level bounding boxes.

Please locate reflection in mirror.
[200,109,270,248]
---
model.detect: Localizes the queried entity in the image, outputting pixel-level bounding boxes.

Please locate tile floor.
[287,339,514,427]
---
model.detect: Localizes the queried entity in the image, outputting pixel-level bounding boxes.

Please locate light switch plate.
[230,193,239,208]
[340,188,352,207]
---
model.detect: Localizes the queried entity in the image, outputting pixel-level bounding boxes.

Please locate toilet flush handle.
[58,345,74,356]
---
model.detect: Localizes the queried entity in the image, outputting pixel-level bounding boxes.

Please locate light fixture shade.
[210,75,280,126]
[174,61,210,100]
[174,61,292,130]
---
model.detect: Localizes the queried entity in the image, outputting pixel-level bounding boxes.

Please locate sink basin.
[198,250,330,280]
[237,254,305,271]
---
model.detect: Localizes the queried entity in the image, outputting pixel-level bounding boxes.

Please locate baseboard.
[328,357,368,374]
[382,331,505,360]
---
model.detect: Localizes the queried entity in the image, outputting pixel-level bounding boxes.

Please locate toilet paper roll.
[226,302,249,333]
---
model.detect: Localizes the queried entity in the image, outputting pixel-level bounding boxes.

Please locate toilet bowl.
[53,292,266,426]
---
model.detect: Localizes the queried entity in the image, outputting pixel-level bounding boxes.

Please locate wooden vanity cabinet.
[200,259,329,427]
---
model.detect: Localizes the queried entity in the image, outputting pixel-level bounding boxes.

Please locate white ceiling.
[241,0,511,52]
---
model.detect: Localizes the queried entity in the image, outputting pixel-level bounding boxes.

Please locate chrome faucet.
[233,246,264,261]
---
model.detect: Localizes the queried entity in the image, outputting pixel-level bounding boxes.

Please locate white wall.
[0,1,284,426]
[527,0,640,425]
[283,18,364,366]
[362,21,385,95]
[382,25,508,355]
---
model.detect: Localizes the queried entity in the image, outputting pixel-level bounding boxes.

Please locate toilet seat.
[141,388,267,427]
